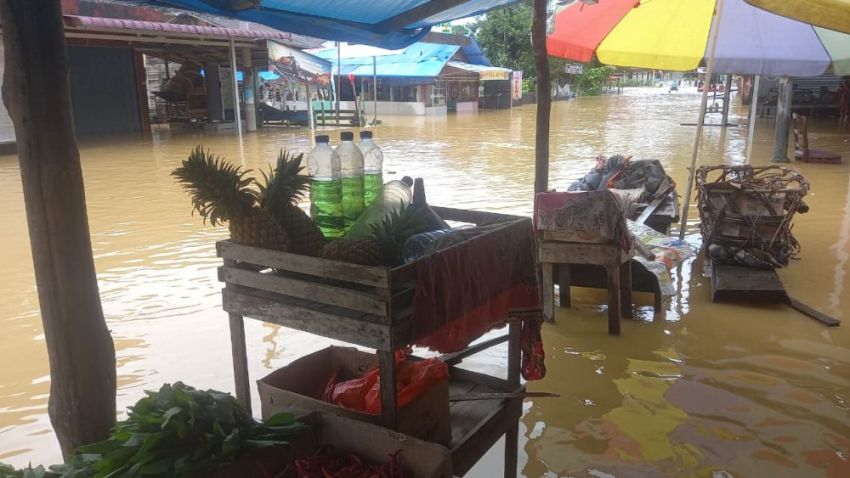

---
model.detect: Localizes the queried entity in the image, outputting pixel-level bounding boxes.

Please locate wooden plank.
[450,391,559,402]
[222,287,395,350]
[431,206,517,225]
[786,296,841,326]
[507,323,521,387]
[378,350,399,430]
[450,367,513,393]
[505,422,519,478]
[228,313,252,414]
[440,334,509,366]
[538,241,627,266]
[217,240,391,288]
[219,266,389,317]
[450,391,524,475]
[635,186,674,224]
[711,262,787,303]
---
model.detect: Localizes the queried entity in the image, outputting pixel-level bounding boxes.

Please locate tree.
[0,0,117,457]
[471,0,569,86]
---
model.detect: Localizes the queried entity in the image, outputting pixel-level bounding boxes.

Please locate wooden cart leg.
[619,260,633,319]
[654,287,663,313]
[541,262,555,322]
[606,266,621,336]
[504,422,519,478]
[228,312,252,414]
[558,263,571,308]
[508,322,521,386]
[378,350,398,430]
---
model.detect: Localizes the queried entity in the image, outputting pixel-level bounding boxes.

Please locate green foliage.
[171,146,258,226]
[471,1,568,84]
[575,66,615,96]
[32,382,306,478]
[0,464,53,478]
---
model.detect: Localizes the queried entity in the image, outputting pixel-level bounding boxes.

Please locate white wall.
[0,43,16,145]
[340,100,429,116]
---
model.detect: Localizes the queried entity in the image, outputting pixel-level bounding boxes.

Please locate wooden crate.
[217,206,522,351]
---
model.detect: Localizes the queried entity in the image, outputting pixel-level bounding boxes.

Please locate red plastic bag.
[325,356,448,414]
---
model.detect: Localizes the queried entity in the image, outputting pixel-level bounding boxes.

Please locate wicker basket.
[696,165,809,267]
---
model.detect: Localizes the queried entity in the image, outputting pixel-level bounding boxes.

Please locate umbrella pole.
[532,0,550,194]
[746,75,760,161]
[679,0,726,239]
[373,56,378,125]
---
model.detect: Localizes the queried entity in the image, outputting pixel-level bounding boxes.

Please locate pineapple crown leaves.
[258,148,310,218]
[370,203,431,265]
[171,146,259,226]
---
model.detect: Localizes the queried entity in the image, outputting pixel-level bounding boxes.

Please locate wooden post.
[721,75,733,127]
[773,76,792,163]
[0,0,116,456]
[532,0,551,194]
[228,312,252,413]
[746,75,760,161]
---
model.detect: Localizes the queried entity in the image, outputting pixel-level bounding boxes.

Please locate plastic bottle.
[335,131,366,230]
[307,135,344,238]
[358,131,384,207]
[346,180,412,237]
[412,178,450,231]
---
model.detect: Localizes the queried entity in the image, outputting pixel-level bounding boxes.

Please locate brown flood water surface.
[1,87,848,477]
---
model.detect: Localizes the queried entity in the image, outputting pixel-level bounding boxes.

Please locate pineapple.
[258,149,326,256]
[172,146,289,251]
[322,203,428,266]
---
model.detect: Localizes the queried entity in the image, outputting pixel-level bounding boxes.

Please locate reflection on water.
[1,87,848,476]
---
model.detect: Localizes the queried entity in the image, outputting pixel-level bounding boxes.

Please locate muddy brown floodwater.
[1,87,848,477]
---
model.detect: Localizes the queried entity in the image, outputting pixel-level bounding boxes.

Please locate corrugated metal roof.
[63,14,296,41]
[312,42,460,78]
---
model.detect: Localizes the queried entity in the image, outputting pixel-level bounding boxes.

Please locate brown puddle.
[0,87,848,477]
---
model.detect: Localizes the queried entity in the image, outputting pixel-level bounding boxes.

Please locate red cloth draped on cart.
[411,219,546,380]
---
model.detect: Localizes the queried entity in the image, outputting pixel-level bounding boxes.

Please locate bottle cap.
[360,131,373,139]
[315,135,330,143]
[340,131,354,141]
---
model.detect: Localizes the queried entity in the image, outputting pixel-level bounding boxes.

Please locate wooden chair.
[792,113,842,164]
[538,240,634,336]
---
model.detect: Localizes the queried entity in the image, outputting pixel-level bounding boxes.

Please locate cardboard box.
[258,346,452,444]
[214,411,452,478]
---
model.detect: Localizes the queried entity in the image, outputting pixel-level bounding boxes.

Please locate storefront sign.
[512,71,523,100]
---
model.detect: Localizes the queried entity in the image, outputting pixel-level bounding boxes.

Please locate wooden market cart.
[217,206,535,477]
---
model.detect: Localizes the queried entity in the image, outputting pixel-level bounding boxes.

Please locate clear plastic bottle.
[308,135,344,238]
[346,180,413,237]
[358,131,384,207]
[335,131,366,230]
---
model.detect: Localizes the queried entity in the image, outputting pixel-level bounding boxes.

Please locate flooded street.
[1,87,848,477]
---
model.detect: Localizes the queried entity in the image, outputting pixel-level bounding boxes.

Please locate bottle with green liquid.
[307,135,344,238]
[335,131,365,230]
[358,131,384,207]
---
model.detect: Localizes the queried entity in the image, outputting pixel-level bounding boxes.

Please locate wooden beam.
[375,0,468,32]
[0,0,116,457]
[532,0,551,194]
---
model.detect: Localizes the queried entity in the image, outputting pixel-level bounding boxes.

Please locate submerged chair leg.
[558,263,571,308]
[541,262,555,322]
[620,260,633,319]
[606,265,621,335]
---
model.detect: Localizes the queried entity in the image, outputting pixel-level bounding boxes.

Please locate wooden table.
[217,206,531,477]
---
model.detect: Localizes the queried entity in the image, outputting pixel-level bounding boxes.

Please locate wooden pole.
[532,0,551,194]
[721,75,733,126]
[229,38,242,139]
[336,42,341,126]
[0,0,116,456]
[679,0,726,239]
[773,76,792,163]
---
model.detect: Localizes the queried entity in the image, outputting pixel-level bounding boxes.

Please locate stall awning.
[446,61,512,80]
[154,0,519,49]
[313,42,460,79]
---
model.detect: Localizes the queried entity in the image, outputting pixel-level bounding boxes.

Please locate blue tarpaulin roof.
[154,0,517,49]
[313,42,460,79]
